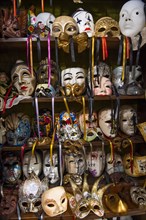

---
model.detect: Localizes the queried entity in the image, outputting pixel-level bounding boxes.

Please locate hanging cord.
[36,36,41,63]
[55,38,61,86]
[59,140,63,186]
[70,37,76,62]
[34,96,41,139]
[17,203,21,220]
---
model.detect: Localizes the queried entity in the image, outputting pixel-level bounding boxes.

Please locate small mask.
[41,186,68,217]
[119,0,145,37]
[95,17,120,37]
[61,67,86,97]
[57,111,82,141]
[130,186,146,208]
[52,15,78,38]
[5,112,31,146]
[11,60,36,96]
[72,8,94,37]
[23,150,42,178]
[43,151,59,184]
[123,153,146,177]
[98,107,117,138]
[119,105,137,136]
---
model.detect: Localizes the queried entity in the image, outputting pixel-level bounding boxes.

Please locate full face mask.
[119,105,137,136]
[41,186,68,217]
[43,151,59,184]
[98,107,117,138]
[95,17,120,37]
[19,172,48,213]
[23,150,42,178]
[11,60,36,96]
[130,186,146,208]
[36,12,55,36]
[61,67,86,97]
[2,152,22,184]
[119,0,145,37]
[5,112,31,146]
[57,111,82,141]
[72,8,94,37]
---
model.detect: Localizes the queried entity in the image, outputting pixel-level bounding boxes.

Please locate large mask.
[130,186,146,208]
[36,12,55,36]
[119,0,145,37]
[123,153,146,177]
[5,112,31,146]
[23,150,42,178]
[119,105,137,136]
[2,152,22,184]
[43,150,59,184]
[41,186,68,217]
[52,15,78,38]
[95,17,120,37]
[98,107,117,138]
[19,172,48,213]
[57,111,82,141]
[61,67,86,97]
[72,8,94,37]
[11,60,36,97]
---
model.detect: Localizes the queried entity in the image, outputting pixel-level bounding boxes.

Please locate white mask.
[119,0,145,37]
[41,186,68,217]
[72,8,94,37]
[23,150,42,178]
[119,105,137,136]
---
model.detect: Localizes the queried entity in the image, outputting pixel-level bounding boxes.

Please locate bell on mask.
[119,0,145,38]
[130,186,146,209]
[41,186,68,217]
[61,67,87,97]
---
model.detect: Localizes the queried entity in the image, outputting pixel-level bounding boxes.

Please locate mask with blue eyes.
[72,8,94,37]
[5,112,31,146]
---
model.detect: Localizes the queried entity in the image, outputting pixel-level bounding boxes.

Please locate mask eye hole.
[79,205,88,211]
[22,202,28,207]
[93,204,100,210]
[98,27,106,32]
[62,197,66,204]
[47,203,54,207]
[35,201,41,207]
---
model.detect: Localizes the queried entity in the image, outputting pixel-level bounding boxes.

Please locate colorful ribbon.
[41,0,44,12]
[48,32,51,87]
[82,96,86,140]
[13,0,17,17]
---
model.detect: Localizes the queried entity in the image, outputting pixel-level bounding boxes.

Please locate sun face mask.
[130,186,146,209]
[119,0,145,37]
[41,186,68,217]
[61,67,86,97]
[119,105,137,136]
[72,8,94,37]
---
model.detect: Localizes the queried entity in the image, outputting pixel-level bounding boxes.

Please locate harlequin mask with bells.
[119,105,137,136]
[19,171,48,213]
[88,62,112,96]
[5,112,31,146]
[130,185,146,208]
[119,0,145,37]
[2,152,22,184]
[72,8,94,37]
[41,186,68,217]
[57,111,82,142]
[11,60,36,97]
[22,150,43,178]
[67,174,113,219]
[95,17,120,37]
[123,153,146,177]
[78,108,103,141]
[61,67,87,97]
[43,150,60,184]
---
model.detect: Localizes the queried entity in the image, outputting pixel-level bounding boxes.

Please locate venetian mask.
[87,147,105,177]
[57,111,82,141]
[19,172,48,213]
[95,16,120,37]
[41,186,68,217]
[72,8,94,37]
[98,107,117,138]
[52,15,78,38]
[5,112,31,146]
[36,12,55,36]
[43,151,59,184]
[130,186,146,208]
[61,67,86,97]
[2,152,22,184]
[119,0,145,37]
[11,60,36,96]
[23,150,42,178]
[119,105,137,136]
[123,153,146,177]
